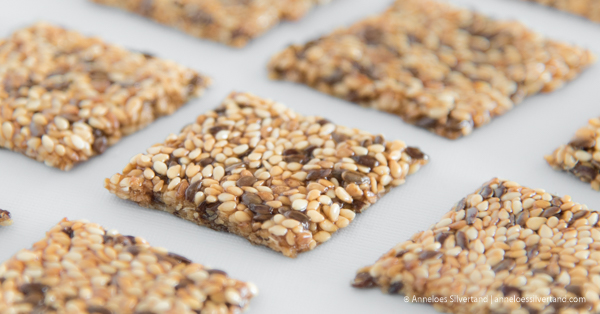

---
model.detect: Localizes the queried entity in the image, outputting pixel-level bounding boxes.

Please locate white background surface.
[1,0,600,313]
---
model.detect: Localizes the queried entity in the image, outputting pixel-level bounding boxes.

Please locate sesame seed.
[15,251,37,262]
[292,199,308,211]
[526,217,547,230]
[269,225,288,236]
[334,187,353,203]
[167,165,181,179]
[41,135,55,152]
[153,161,168,176]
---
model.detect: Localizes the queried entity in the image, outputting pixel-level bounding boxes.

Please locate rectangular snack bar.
[91,0,330,47]
[0,218,257,313]
[525,0,600,23]
[353,178,599,313]
[105,92,429,257]
[545,117,600,190]
[0,209,12,226]
[0,22,211,171]
[268,0,595,139]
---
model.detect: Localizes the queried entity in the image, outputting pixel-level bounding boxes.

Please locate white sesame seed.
[167,177,181,190]
[282,219,300,228]
[292,199,308,211]
[233,144,249,155]
[334,187,353,203]
[306,210,325,223]
[234,211,251,223]
[153,161,168,175]
[71,134,85,150]
[314,231,331,243]
[41,135,55,152]
[218,193,236,202]
[16,251,37,262]
[269,225,288,236]
[218,201,237,213]
[54,116,70,130]
[167,165,181,179]
[213,166,225,181]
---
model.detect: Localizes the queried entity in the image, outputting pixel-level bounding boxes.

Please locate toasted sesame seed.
[234,211,251,223]
[526,217,547,230]
[153,161,168,175]
[15,251,37,262]
[167,165,181,179]
[334,187,353,203]
[167,178,181,190]
[41,135,55,152]
[2,122,14,140]
[269,225,288,236]
[307,210,325,223]
[314,231,331,243]
[218,201,237,213]
[292,199,308,211]
[282,219,300,228]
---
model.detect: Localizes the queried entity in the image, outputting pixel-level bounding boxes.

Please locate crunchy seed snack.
[353,178,600,313]
[0,22,211,171]
[0,218,257,313]
[105,92,428,257]
[545,117,600,191]
[268,0,595,139]
[0,209,12,226]
[525,0,600,23]
[91,0,331,48]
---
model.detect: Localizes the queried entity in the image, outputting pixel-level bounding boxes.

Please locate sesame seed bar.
[525,0,600,23]
[268,0,595,139]
[91,0,330,48]
[545,117,600,191]
[0,209,12,226]
[353,178,600,313]
[105,92,428,257]
[0,22,211,171]
[0,218,258,314]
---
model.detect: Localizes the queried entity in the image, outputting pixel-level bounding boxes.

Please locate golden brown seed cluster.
[268,0,595,139]
[353,178,600,314]
[546,117,600,191]
[525,0,600,23]
[91,0,331,48]
[105,92,428,257]
[0,22,211,171]
[0,219,257,314]
[0,209,12,227]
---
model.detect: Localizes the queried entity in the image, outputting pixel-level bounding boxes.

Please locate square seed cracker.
[0,218,257,313]
[525,0,600,23]
[91,0,331,47]
[353,178,599,313]
[105,92,428,257]
[0,209,12,226]
[0,22,211,170]
[545,117,600,191]
[268,0,595,139]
